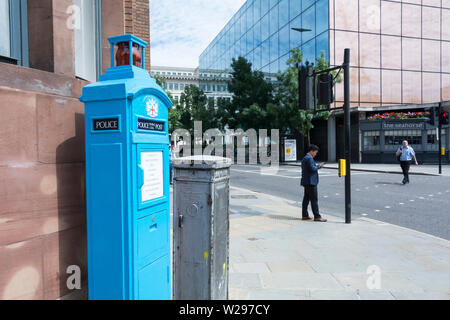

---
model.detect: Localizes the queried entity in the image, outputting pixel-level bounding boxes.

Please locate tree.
[274,48,340,145]
[175,84,221,134]
[228,57,273,111]
[223,56,274,131]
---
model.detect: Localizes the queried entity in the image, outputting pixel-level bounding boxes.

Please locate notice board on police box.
[141,151,164,202]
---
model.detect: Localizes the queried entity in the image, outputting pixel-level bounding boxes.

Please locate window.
[0,0,28,66]
[385,130,422,150]
[180,84,184,91]
[174,83,179,90]
[363,131,381,151]
[75,0,102,82]
[0,0,10,58]
[426,129,447,151]
[169,83,173,90]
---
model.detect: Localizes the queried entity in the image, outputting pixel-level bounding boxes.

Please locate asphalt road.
[230,164,450,240]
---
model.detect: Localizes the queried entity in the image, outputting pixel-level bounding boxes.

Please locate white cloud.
[150,0,246,68]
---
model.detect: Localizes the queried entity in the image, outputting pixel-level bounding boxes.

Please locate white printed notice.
[284,140,297,162]
[141,151,164,202]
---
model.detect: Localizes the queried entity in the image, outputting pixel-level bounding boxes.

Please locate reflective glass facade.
[330,0,450,107]
[200,0,450,108]
[199,0,330,74]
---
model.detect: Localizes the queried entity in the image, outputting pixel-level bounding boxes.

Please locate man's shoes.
[314,218,328,222]
[402,179,406,185]
[302,217,313,221]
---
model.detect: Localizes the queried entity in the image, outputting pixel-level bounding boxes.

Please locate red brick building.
[0,0,150,300]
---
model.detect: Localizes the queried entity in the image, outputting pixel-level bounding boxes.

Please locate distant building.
[150,66,199,102]
[151,65,233,103]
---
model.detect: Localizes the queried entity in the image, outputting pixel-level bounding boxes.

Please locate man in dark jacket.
[301,145,327,222]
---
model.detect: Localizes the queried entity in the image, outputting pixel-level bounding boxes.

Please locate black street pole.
[439,102,442,175]
[344,48,351,224]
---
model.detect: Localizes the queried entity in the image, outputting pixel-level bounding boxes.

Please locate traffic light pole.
[298,48,352,224]
[439,102,442,175]
[344,49,352,224]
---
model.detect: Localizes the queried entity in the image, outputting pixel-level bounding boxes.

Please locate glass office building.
[199,0,329,75]
[200,0,450,107]
[200,0,450,163]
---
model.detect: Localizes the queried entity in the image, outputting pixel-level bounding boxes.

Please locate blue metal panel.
[87,143,125,300]
[81,35,172,300]
[138,255,171,300]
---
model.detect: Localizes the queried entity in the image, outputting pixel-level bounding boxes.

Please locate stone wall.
[0,64,88,300]
[124,0,151,71]
[0,0,151,300]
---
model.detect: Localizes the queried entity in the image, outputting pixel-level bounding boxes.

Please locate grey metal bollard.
[173,156,232,300]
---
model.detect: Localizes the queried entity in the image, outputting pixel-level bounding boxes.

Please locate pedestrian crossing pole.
[344,48,352,224]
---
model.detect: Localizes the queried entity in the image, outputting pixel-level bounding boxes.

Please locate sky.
[150,0,246,68]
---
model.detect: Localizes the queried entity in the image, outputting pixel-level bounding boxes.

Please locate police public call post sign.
[80,35,172,300]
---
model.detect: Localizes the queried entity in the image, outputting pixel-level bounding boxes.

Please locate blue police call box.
[80,35,172,300]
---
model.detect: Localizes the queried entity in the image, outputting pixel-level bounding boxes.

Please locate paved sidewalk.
[283,162,450,176]
[228,186,450,300]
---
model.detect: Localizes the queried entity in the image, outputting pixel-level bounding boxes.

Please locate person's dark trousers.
[302,185,321,219]
[400,161,411,183]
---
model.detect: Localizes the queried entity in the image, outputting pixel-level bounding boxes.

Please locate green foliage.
[174,84,221,134]
[273,48,338,143]
[222,57,274,131]
[228,57,273,111]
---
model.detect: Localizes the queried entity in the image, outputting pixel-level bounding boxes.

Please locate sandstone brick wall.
[124,0,151,72]
[0,64,88,300]
[0,0,151,300]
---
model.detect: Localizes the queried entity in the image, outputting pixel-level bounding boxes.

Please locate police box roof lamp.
[108,34,148,70]
[81,35,171,106]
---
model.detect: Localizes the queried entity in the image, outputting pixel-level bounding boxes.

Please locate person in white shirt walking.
[396,140,419,185]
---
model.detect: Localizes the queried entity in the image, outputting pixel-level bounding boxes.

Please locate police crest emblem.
[146,98,159,117]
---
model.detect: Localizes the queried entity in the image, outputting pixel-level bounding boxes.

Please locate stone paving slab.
[229,186,450,300]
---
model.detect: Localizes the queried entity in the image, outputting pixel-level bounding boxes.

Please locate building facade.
[199,0,450,163]
[0,0,150,300]
[151,66,233,102]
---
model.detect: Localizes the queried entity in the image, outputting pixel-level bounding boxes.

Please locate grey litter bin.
[172,156,232,300]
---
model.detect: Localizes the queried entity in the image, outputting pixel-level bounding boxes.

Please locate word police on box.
[93,118,119,131]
